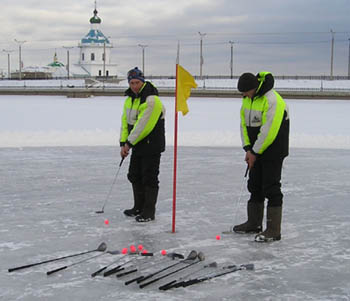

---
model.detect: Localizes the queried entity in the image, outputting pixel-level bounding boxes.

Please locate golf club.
[47,247,120,276]
[140,252,205,289]
[222,165,249,234]
[8,242,107,273]
[95,157,124,214]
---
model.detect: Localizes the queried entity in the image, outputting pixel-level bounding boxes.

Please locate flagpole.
[172,64,179,233]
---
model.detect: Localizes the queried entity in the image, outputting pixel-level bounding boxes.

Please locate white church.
[12,3,118,79]
[76,5,117,77]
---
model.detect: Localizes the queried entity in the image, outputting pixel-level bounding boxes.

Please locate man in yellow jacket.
[233,72,289,242]
[120,67,166,222]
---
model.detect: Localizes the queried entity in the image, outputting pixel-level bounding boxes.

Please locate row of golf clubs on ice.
[8,242,254,290]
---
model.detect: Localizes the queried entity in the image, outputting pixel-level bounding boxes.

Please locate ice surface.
[1,94,350,300]
[1,146,350,300]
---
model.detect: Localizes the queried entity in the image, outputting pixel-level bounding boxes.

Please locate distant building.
[76,6,117,77]
[11,53,67,79]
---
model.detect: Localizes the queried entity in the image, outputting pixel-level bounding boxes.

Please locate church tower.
[77,2,117,77]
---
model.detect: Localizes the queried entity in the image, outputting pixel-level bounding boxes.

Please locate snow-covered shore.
[1,78,350,91]
[1,95,349,149]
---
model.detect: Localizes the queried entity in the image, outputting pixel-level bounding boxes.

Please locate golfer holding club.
[233,71,289,242]
[119,67,166,222]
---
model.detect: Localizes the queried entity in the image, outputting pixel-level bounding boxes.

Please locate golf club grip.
[103,266,123,277]
[137,273,153,283]
[91,266,107,277]
[125,276,144,285]
[139,277,159,288]
[163,281,182,291]
[8,263,38,272]
[174,281,185,288]
[116,268,137,278]
[244,165,249,177]
[158,280,176,290]
[183,278,202,287]
[46,266,67,275]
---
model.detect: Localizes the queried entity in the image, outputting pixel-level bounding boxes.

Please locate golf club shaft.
[97,157,124,213]
[47,252,106,275]
[9,248,98,272]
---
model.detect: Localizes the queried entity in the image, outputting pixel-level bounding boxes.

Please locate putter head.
[95,210,104,214]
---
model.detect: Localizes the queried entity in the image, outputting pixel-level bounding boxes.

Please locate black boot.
[124,183,144,217]
[232,202,264,233]
[135,186,158,222]
[255,206,282,242]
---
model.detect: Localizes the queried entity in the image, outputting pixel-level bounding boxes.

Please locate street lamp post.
[2,49,13,79]
[330,29,334,79]
[138,44,148,75]
[63,46,74,80]
[198,32,206,80]
[229,41,234,79]
[348,38,350,78]
[14,39,26,80]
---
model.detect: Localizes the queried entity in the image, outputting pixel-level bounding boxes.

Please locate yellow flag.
[176,64,197,116]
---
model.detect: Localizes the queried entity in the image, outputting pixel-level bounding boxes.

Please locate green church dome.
[90,9,101,24]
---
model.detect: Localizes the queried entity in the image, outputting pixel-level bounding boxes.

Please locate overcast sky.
[1,0,350,77]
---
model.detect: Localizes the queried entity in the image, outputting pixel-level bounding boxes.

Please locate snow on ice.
[1,90,350,300]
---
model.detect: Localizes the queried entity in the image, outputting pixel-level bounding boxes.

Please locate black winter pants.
[247,158,284,207]
[127,152,161,188]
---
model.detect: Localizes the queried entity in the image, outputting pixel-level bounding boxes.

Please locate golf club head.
[95,210,104,214]
[97,242,107,252]
[224,264,237,270]
[207,261,217,268]
[167,252,184,260]
[108,250,121,255]
[197,252,205,261]
[241,263,254,270]
[186,250,198,261]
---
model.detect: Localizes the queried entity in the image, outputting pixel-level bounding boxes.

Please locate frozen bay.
[1,146,350,300]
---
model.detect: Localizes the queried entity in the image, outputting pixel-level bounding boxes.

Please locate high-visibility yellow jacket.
[240,72,289,159]
[120,81,166,155]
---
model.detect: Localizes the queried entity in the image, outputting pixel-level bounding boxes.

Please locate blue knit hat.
[127,67,145,83]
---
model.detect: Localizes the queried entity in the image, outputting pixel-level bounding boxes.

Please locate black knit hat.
[237,73,259,92]
[127,67,145,83]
